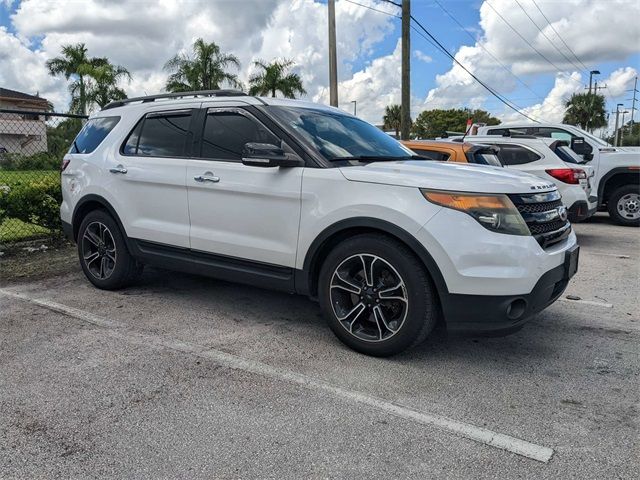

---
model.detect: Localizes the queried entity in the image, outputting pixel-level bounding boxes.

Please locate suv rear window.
[494,144,541,165]
[411,149,449,161]
[70,117,119,154]
[123,111,192,157]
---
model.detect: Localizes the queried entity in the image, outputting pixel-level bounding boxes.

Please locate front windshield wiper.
[328,155,424,162]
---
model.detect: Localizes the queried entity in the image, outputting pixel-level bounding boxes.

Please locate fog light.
[506,299,527,320]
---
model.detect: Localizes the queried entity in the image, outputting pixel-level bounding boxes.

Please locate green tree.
[248,59,306,98]
[164,38,241,92]
[46,43,96,115]
[563,93,607,131]
[606,121,640,146]
[411,108,499,139]
[85,59,131,109]
[383,104,402,138]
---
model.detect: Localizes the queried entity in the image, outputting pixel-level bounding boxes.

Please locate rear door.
[186,106,303,267]
[108,107,196,248]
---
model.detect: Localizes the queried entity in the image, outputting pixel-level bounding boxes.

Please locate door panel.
[187,107,303,267]
[107,108,195,248]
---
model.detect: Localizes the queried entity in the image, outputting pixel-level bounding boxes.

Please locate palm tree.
[248,59,306,98]
[86,59,131,109]
[383,104,402,138]
[46,43,96,115]
[563,93,607,131]
[164,38,241,92]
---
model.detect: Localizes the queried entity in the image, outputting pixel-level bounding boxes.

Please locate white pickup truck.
[472,123,640,226]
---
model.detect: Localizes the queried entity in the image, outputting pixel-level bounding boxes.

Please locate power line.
[484,0,564,72]
[408,13,542,122]
[530,0,589,72]
[433,0,544,102]
[514,0,585,73]
[355,0,543,122]
[343,0,399,18]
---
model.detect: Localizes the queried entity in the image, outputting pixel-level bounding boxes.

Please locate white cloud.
[413,50,432,63]
[2,0,396,117]
[422,0,640,115]
[603,67,638,97]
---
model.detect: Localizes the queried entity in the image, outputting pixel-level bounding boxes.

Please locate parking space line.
[558,297,613,308]
[0,288,554,463]
[586,251,631,259]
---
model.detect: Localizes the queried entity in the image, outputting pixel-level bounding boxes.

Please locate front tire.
[607,185,640,227]
[318,234,437,357]
[77,209,142,289]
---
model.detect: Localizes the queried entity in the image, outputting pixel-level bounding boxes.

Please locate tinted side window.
[486,128,508,136]
[200,111,279,161]
[71,117,120,154]
[124,111,192,157]
[411,149,450,161]
[536,127,573,141]
[495,144,541,165]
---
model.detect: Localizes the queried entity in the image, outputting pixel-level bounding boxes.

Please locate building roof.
[0,87,49,103]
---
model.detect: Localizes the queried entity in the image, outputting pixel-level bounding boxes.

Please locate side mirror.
[241,142,303,168]
[570,137,593,157]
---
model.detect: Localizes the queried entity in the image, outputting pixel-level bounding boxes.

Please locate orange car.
[402,140,503,167]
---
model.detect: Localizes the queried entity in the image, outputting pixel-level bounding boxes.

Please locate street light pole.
[350,100,357,116]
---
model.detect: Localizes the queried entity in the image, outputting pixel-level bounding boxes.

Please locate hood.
[339,160,556,194]
[597,147,640,166]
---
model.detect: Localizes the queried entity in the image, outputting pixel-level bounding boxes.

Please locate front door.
[186,107,303,267]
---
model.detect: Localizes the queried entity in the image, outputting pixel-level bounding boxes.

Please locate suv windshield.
[266,106,414,162]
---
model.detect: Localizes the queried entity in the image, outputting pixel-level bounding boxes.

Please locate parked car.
[60,91,579,356]
[401,140,502,166]
[405,137,594,222]
[472,123,640,226]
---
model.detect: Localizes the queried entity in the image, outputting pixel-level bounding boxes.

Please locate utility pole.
[614,104,622,147]
[328,0,338,107]
[620,109,629,145]
[588,70,600,95]
[628,76,638,127]
[400,0,411,140]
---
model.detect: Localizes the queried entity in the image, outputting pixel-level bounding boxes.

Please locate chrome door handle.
[109,165,127,174]
[194,172,220,183]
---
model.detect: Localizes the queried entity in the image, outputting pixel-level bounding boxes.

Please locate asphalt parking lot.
[1,213,638,479]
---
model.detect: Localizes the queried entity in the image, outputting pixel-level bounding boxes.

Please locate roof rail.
[102,89,247,110]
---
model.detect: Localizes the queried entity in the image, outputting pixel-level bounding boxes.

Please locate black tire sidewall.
[608,185,640,227]
[318,235,436,356]
[77,209,136,289]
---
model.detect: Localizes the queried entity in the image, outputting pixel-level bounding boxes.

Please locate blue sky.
[1,0,638,128]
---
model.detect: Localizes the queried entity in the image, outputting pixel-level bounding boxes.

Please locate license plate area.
[564,245,580,280]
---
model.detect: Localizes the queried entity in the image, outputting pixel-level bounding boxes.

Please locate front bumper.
[441,245,579,336]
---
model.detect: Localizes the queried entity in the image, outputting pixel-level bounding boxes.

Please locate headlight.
[421,189,530,236]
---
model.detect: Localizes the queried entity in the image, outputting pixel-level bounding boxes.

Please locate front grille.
[528,219,567,235]
[517,199,563,214]
[509,190,570,248]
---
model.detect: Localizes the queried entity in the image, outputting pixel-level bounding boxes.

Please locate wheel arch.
[72,194,129,245]
[598,167,640,206]
[297,217,449,303]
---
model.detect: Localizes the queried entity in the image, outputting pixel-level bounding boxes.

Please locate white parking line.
[587,251,631,259]
[0,288,554,463]
[558,297,613,308]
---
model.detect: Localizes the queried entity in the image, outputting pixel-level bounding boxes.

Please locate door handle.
[194,172,220,183]
[109,165,128,174]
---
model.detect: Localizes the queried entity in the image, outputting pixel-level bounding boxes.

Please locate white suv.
[60,91,579,356]
[450,135,596,222]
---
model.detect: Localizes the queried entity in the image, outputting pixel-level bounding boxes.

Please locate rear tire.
[607,185,640,227]
[77,209,143,289]
[318,234,437,357]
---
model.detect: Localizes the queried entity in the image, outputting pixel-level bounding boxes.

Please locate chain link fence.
[0,109,87,247]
